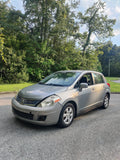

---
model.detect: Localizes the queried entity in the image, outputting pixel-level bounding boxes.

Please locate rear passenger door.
[92,73,106,103]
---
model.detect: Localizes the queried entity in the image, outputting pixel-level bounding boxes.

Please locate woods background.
[0,0,119,84]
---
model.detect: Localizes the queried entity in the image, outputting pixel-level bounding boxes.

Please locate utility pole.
[108,59,110,77]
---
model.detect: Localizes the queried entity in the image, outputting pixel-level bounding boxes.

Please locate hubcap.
[104,96,109,108]
[63,107,73,125]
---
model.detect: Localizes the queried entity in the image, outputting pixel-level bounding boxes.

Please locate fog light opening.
[37,116,47,121]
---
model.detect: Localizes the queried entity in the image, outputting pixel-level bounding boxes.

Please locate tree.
[23,0,79,81]
[0,28,5,62]
[77,0,116,56]
[23,0,55,42]
[98,42,120,77]
[0,1,29,83]
[0,0,116,83]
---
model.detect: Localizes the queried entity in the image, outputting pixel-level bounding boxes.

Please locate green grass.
[106,77,120,93]
[0,83,34,92]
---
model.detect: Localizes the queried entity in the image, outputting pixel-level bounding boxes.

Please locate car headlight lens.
[37,95,61,108]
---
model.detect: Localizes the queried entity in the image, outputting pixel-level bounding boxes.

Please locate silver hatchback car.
[12,70,110,128]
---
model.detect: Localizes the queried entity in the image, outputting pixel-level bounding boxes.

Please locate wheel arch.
[106,92,110,99]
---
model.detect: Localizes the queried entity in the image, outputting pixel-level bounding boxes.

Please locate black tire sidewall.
[103,94,109,109]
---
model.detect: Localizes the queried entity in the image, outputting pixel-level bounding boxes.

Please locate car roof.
[57,70,102,74]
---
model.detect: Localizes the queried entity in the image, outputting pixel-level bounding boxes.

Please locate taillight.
[107,83,110,87]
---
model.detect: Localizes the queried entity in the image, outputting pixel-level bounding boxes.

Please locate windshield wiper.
[39,82,65,86]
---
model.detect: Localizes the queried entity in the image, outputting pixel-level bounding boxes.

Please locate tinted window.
[39,72,81,86]
[93,73,105,84]
[75,73,93,88]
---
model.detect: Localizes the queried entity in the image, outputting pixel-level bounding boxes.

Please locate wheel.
[102,94,109,109]
[58,103,75,128]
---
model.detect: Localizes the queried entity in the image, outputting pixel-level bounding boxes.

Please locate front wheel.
[102,94,109,109]
[58,103,75,128]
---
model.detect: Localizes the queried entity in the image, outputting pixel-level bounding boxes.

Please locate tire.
[102,94,109,109]
[58,103,75,128]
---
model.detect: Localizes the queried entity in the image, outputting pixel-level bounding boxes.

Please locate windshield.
[39,72,81,86]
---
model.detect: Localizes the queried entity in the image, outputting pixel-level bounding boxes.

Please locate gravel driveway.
[0,94,120,160]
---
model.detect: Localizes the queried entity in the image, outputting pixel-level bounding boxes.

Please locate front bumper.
[12,98,62,126]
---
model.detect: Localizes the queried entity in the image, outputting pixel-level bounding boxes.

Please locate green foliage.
[26,40,55,81]
[23,0,79,81]
[0,27,6,62]
[77,0,116,55]
[1,48,29,83]
[0,2,29,83]
[0,0,116,84]
[51,41,81,71]
[98,41,120,77]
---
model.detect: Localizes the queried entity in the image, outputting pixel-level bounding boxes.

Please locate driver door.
[75,73,96,113]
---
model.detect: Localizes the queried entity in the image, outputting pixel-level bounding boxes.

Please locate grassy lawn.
[106,77,120,93]
[0,83,34,93]
[0,77,120,93]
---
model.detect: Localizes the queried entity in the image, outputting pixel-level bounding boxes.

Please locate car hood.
[18,84,68,100]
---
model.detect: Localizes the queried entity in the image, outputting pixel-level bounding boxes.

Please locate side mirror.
[79,83,88,91]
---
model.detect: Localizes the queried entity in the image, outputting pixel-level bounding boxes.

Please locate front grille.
[16,95,40,106]
[12,108,33,120]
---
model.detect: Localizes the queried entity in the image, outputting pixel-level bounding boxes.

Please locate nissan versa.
[12,70,110,128]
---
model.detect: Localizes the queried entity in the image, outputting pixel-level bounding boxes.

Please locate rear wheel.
[58,103,75,128]
[102,94,109,109]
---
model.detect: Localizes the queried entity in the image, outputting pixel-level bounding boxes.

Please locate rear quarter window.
[93,73,105,84]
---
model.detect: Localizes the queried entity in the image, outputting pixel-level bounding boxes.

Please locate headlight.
[37,95,61,108]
